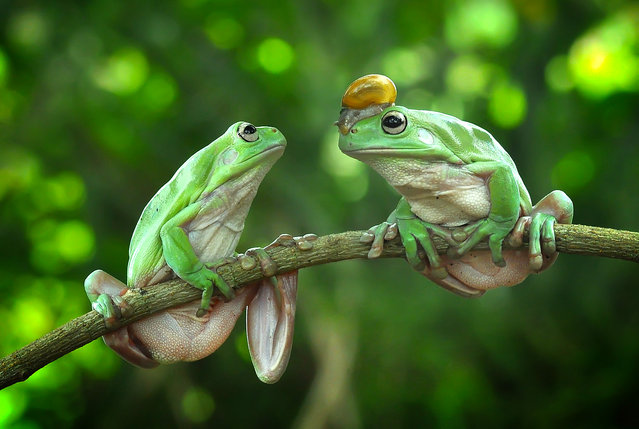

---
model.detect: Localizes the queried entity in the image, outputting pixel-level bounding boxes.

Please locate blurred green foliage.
[1,0,639,427]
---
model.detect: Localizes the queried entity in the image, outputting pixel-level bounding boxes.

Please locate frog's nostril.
[271,128,277,133]
[351,128,358,134]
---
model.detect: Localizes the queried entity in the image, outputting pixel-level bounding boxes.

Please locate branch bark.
[1,223,637,390]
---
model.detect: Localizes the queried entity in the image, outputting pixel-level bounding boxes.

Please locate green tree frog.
[336,75,574,296]
[85,122,296,383]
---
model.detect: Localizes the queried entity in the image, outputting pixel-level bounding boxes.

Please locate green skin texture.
[339,105,574,293]
[125,123,285,313]
[85,122,291,370]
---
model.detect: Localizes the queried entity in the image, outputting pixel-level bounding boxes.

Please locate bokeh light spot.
[13,297,54,340]
[205,16,244,50]
[445,0,517,50]
[28,359,76,388]
[382,46,433,85]
[446,55,491,95]
[182,388,215,423]
[8,10,48,50]
[54,220,95,263]
[430,95,465,119]
[568,14,639,99]
[0,148,40,200]
[92,48,149,95]
[36,172,86,212]
[257,38,295,74]
[545,55,574,92]
[140,72,178,112]
[551,150,596,192]
[0,390,27,426]
[72,341,120,377]
[488,81,527,128]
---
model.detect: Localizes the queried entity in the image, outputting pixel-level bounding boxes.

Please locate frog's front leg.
[84,270,159,368]
[363,198,453,279]
[452,161,521,266]
[160,202,234,317]
[509,190,573,272]
[241,234,315,383]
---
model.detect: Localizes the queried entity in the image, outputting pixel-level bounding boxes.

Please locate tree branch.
[1,224,637,390]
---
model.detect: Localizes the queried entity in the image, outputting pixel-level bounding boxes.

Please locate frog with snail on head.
[85,121,303,383]
[336,75,573,296]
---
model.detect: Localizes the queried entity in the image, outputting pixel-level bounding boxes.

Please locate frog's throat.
[226,143,285,177]
[335,103,393,135]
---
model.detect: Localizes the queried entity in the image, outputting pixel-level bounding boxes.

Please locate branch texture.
[1,224,637,389]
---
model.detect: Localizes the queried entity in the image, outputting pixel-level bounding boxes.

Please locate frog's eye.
[238,123,259,142]
[381,111,407,135]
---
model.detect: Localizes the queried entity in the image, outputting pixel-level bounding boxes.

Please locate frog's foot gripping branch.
[359,192,574,299]
[508,190,574,272]
[239,233,316,383]
[83,233,317,381]
[84,270,159,368]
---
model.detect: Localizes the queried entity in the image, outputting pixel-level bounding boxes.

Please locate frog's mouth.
[232,143,285,170]
[253,143,286,159]
[340,147,436,160]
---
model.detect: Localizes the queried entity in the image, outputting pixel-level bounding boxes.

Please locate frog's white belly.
[187,217,243,263]
[367,158,491,226]
[187,167,267,264]
[130,168,270,363]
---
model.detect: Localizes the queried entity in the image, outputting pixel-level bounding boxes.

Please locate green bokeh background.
[1,0,639,427]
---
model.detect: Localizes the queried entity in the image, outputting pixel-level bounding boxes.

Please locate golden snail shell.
[341,74,397,109]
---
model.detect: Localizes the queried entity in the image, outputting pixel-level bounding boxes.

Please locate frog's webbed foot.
[450,216,517,268]
[239,247,278,277]
[394,215,453,280]
[84,270,158,368]
[84,270,130,327]
[238,233,318,275]
[510,190,574,272]
[242,233,315,383]
[191,263,235,318]
[361,222,398,259]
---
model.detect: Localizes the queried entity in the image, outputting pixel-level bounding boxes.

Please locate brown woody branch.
[0,224,637,390]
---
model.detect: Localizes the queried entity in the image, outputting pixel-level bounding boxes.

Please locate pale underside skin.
[336,96,573,297]
[87,165,298,379]
[246,273,298,383]
[366,157,494,227]
[355,153,571,296]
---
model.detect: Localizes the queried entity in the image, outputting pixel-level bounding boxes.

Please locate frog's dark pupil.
[244,124,257,134]
[383,115,404,128]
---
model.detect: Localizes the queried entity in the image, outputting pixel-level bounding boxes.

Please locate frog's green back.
[126,144,218,287]
[416,110,532,211]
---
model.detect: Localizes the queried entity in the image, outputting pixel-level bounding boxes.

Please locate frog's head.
[336,74,397,135]
[213,121,286,178]
[338,106,458,164]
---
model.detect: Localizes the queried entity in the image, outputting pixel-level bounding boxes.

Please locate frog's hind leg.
[425,250,532,296]
[510,190,574,272]
[420,264,485,298]
[84,270,159,368]
[246,271,298,384]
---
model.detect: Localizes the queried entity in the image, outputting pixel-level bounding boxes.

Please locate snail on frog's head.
[336,74,397,135]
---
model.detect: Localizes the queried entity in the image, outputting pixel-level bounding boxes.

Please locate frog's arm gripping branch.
[1,223,638,390]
